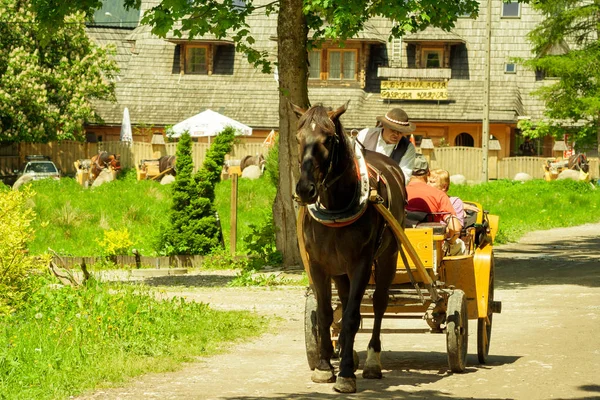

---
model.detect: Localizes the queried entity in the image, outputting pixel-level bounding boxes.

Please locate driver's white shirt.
[357,127,416,182]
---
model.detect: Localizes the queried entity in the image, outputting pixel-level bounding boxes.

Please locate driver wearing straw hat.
[356,108,417,182]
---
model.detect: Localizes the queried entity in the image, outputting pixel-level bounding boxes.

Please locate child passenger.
[428,169,467,256]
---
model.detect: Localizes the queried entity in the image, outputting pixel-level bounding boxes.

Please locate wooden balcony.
[378,67,452,80]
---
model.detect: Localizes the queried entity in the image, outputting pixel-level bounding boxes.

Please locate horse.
[568,153,589,173]
[158,155,177,176]
[90,151,121,182]
[240,154,265,173]
[293,102,407,393]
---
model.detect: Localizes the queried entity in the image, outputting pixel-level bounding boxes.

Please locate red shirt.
[406,180,456,222]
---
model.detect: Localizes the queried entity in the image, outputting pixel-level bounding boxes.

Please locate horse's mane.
[298,105,352,158]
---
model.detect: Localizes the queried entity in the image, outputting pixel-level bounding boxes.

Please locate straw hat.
[376,108,416,133]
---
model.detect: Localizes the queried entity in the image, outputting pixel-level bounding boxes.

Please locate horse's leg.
[332,275,350,357]
[310,265,336,384]
[334,259,372,393]
[363,247,397,379]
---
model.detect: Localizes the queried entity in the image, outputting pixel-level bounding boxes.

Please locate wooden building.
[87,0,552,157]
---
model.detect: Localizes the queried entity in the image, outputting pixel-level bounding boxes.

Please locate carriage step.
[492,301,502,314]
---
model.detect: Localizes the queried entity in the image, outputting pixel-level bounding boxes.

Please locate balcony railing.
[378,67,452,80]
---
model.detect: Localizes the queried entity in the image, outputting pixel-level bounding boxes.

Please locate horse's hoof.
[333,376,356,393]
[362,365,382,379]
[363,348,382,379]
[311,368,336,383]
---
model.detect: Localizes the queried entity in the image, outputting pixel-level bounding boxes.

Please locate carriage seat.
[404,211,446,235]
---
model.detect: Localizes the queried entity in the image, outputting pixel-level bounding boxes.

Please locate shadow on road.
[495,235,600,289]
[142,273,236,288]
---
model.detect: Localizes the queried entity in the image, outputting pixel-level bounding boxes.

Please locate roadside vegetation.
[0,186,268,400]
[450,179,600,243]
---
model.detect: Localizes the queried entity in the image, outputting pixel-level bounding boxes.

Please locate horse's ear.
[290,103,306,119]
[328,101,350,121]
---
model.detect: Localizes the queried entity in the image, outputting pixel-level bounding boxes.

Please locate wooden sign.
[381,80,448,100]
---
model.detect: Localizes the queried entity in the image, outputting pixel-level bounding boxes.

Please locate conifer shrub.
[159,128,235,255]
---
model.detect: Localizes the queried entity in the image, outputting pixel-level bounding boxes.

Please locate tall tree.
[0,0,119,142]
[32,0,479,266]
[518,0,600,152]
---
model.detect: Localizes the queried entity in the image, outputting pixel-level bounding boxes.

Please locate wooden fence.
[13,141,266,176]
[1,142,598,182]
[425,147,599,181]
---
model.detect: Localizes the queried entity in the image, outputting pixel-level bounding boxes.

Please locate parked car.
[14,155,61,182]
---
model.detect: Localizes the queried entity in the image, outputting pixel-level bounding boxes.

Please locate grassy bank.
[451,179,600,243]
[6,174,600,257]
[0,276,268,400]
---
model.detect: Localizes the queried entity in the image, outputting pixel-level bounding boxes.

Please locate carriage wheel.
[477,258,495,364]
[304,290,320,371]
[446,289,468,372]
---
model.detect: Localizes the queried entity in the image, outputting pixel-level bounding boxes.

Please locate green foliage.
[0,188,49,315]
[0,0,119,142]
[160,129,235,255]
[28,177,172,257]
[244,221,283,270]
[96,228,134,257]
[450,179,600,244]
[201,248,249,270]
[0,275,268,399]
[264,135,279,188]
[517,0,600,148]
[214,175,278,253]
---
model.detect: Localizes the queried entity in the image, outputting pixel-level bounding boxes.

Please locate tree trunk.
[273,0,309,268]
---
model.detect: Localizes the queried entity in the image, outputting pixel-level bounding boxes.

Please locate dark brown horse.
[568,153,589,173]
[90,151,121,181]
[293,103,406,393]
[158,155,177,176]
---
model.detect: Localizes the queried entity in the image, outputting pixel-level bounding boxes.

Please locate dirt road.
[80,224,600,400]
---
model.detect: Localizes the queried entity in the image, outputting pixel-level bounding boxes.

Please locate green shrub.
[159,128,235,255]
[264,135,279,188]
[0,187,49,315]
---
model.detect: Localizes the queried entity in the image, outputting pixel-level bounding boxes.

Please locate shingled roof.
[87,0,547,131]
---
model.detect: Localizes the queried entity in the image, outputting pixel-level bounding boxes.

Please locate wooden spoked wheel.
[446,289,468,372]
[477,257,495,364]
[304,290,320,370]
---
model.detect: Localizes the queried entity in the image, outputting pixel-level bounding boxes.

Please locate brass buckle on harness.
[369,188,384,204]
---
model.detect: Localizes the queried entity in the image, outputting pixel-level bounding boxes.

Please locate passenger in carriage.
[356,108,417,183]
[428,169,465,226]
[405,156,466,256]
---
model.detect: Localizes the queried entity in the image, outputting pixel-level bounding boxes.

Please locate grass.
[25,170,276,257]
[13,171,600,257]
[0,275,269,400]
[450,179,600,243]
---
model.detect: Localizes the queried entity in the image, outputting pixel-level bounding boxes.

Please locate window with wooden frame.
[308,51,321,80]
[502,1,521,18]
[422,48,443,68]
[185,45,208,74]
[327,49,357,81]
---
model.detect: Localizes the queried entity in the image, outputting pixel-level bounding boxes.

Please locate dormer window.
[424,50,442,68]
[185,45,208,74]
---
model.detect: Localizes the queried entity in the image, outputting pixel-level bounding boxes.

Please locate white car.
[14,155,61,182]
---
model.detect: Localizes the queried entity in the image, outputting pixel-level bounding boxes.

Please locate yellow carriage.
[301,200,501,372]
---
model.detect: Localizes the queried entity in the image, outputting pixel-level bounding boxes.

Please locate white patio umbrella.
[169,109,253,141]
[120,107,133,143]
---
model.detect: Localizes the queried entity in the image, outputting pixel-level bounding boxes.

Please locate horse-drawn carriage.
[74,152,121,187]
[543,153,590,182]
[135,155,176,181]
[293,102,501,393]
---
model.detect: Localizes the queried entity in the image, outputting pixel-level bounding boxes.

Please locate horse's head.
[109,154,121,171]
[292,102,349,204]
